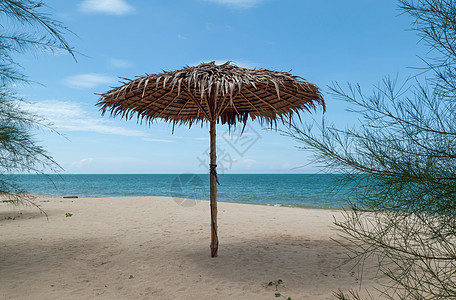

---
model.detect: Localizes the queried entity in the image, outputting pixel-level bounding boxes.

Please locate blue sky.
[16,0,426,174]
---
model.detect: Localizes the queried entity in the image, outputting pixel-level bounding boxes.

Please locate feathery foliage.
[0,0,73,202]
[287,0,456,298]
[0,0,75,85]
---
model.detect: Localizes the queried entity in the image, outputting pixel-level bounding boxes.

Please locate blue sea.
[9,174,359,209]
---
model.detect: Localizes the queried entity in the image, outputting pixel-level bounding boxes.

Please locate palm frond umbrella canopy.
[97,61,325,257]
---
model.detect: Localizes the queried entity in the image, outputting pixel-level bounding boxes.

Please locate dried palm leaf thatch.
[97,61,324,258]
[97,61,325,128]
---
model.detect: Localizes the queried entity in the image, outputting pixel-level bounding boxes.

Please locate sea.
[8,174,360,209]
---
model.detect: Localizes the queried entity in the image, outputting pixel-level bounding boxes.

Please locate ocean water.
[9,174,359,209]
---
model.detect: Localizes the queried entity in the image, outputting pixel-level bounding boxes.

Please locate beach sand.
[0,196,385,299]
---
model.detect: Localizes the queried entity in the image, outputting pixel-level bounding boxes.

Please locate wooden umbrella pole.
[209,120,218,257]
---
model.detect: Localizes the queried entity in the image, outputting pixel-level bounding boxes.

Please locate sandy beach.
[0,196,384,299]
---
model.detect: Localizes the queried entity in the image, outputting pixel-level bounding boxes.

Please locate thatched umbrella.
[97,61,324,257]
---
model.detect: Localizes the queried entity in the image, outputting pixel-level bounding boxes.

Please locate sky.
[14,0,427,174]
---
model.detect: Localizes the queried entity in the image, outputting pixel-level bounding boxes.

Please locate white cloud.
[109,58,133,68]
[205,23,215,31]
[64,73,116,89]
[282,162,291,169]
[24,100,146,137]
[238,159,256,168]
[71,158,95,167]
[79,0,135,15]
[203,0,266,9]
[143,138,174,143]
[172,136,208,141]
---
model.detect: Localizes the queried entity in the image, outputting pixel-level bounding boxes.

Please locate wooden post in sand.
[209,120,218,257]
